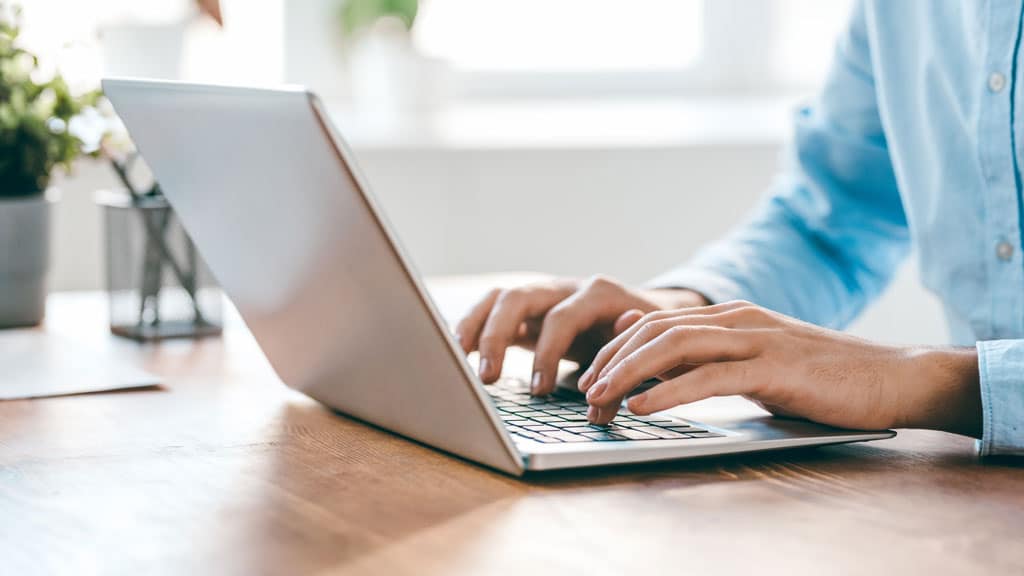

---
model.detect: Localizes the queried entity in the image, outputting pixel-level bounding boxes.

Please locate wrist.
[897,347,982,437]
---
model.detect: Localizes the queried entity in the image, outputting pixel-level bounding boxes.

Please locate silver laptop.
[103,79,895,476]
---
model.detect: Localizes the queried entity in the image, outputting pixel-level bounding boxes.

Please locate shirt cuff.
[645,267,753,305]
[975,339,1024,457]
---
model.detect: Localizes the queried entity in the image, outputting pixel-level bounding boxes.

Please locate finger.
[477,287,568,383]
[579,309,676,392]
[586,326,762,411]
[626,362,756,415]
[613,309,644,335]
[530,291,605,395]
[580,301,752,392]
[454,288,501,353]
[597,309,756,382]
[587,404,618,425]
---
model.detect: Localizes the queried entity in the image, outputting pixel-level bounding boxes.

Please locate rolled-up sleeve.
[976,340,1024,456]
[649,0,909,329]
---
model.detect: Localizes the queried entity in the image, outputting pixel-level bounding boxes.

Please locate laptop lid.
[102,79,524,475]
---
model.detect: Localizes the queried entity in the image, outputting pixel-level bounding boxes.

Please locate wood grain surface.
[1,282,1022,576]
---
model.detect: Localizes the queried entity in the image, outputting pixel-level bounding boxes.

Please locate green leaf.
[339,0,418,37]
[0,6,107,197]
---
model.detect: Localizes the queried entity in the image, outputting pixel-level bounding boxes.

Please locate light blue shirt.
[652,0,1024,455]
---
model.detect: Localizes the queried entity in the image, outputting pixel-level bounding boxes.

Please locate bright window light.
[775,0,853,86]
[414,0,703,72]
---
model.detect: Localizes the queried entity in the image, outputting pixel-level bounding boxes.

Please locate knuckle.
[605,371,639,400]
[729,305,765,321]
[636,321,663,340]
[665,325,694,343]
[495,289,523,307]
[637,318,673,341]
[640,309,669,325]
[603,371,627,398]
[583,274,620,294]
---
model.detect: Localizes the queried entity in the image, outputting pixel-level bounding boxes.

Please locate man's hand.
[578,300,983,435]
[454,275,708,395]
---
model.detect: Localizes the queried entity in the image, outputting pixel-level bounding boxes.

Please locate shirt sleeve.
[649,0,910,329]
[976,340,1024,456]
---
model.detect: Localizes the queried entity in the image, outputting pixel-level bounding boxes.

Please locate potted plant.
[340,0,417,37]
[0,6,102,327]
[340,0,448,130]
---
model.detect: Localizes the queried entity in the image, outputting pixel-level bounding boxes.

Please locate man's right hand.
[453,275,709,396]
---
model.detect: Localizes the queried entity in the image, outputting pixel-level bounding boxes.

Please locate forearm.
[896,347,982,438]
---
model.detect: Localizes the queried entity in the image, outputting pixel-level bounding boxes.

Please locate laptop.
[102,79,895,476]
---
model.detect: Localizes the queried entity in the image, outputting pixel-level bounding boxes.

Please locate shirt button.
[996,241,1015,261]
[989,72,1007,93]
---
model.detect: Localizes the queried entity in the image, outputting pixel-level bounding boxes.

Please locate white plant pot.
[348,31,450,133]
[0,193,53,328]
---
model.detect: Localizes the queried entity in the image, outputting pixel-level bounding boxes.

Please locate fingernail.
[578,368,593,391]
[586,379,607,402]
[479,358,492,379]
[531,371,543,395]
[587,405,597,422]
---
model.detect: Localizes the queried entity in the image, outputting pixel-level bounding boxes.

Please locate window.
[415,0,703,72]
[413,0,854,98]
[11,0,283,90]
[775,0,854,86]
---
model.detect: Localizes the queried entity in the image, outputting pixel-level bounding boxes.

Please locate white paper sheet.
[0,330,160,400]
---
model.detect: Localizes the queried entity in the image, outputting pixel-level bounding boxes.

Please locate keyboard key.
[533,415,566,423]
[635,426,689,439]
[494,384,719,443]
[612,419,648,428]
[559,414,590,422]
[616,429,658,440]
[636,417,677,424]
[548,431,591,442]
[581,431,629,441]
[565,426,601,433]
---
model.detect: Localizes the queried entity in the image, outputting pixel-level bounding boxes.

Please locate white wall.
[49,137,947,346]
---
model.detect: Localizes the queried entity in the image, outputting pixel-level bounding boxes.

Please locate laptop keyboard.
[487,378,724,444]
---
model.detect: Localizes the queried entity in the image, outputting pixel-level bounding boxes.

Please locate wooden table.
[2,281,1023,576]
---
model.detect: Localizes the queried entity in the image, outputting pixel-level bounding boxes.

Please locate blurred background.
[15,0,946,343]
